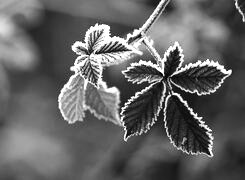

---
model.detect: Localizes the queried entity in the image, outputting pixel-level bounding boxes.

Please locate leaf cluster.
[58,21,232,157]
[122,42,231,156]
[58,24,140,125]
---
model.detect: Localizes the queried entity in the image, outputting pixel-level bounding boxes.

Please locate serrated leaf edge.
[85,23,111,45]
[95,36,142,67]
[170,59,232,96]
[86,56,103,88]
[163,41,184,75]
[73,55,102,88]
[58,74,86,124]
[71,41,88,55]
[85,83,122,126]
[97,36,142,54]
[122,60,163,84]
[121,82,166,141]
[163,93,214,157]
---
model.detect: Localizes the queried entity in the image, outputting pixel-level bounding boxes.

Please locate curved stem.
[140,0,170,34]
[127,0,170,44]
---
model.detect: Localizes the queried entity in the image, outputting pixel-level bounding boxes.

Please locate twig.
[128,0,171,44]
[140,0,170,34]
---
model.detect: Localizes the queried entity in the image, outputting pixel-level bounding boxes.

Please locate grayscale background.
[0,0,243,179]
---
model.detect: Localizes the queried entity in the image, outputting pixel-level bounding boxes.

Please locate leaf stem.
[140,0,170,34]
[127,0,170,44]
[142,37,162,67]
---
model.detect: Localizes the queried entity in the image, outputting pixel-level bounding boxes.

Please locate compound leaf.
[122,60,163,84]
[164,93,213,157]
[163,42,184,77]
[170,60,232,95]
[121,82,165,141]
[235,0,245,22]
[58,74,85,124]
[85,81,121,125]
[74,55,102,87]
[95,37,141,66]
[85,24,110,53]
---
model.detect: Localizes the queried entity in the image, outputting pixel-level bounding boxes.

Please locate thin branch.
[127,0,171,44]
[140,0,171,34]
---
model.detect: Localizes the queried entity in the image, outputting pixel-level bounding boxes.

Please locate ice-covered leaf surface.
[164,93,213,156]
[163,42,184,77]
[121,82,165,140]
[235,0,245,22]
[95,37,141,66]
[121,41,231,157]
[75,55,102,87]
[170,60,232,95]
[122,60,163,84]
[85,82,121,125]
[71,41,88,55]
[70,23,141,86]
[85,24,110,53]
[58,74,85,124]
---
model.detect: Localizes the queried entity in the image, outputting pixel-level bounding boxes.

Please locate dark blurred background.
[0,0,244,179]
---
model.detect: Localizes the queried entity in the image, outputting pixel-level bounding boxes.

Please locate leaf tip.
[71,41,87,55]
[173,41,181,50]
[206,149,214,157]
[164,93,214,157]
[124,130,132,141]
[226,69,232,76]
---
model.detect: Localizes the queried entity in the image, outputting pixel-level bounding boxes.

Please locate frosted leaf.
[73,55,89,67]
[170,60,232,95]
[74,55,102,87]
[85,24,110,53]
[164,93,213,157]
[95,37,142,66]
[163,41,184,77]
[121,82,165,141]
[85,81,121,125]
[122,60,163,84]
[71,41,88,55]
[58,74,85,124]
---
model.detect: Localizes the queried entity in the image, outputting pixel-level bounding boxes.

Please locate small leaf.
[235,0,245,22]
[164,93,213,157]
[85,24,110,53]
[75,55,102,87]
[163,41,184,77]
[71,41,88,55]
[122,60,163,84]
[58,74,86,124]
[95,37,141,66]
[121,82,165,141]
[85,81,121,125]
[73,55,89,67]
[170,60,232,95]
